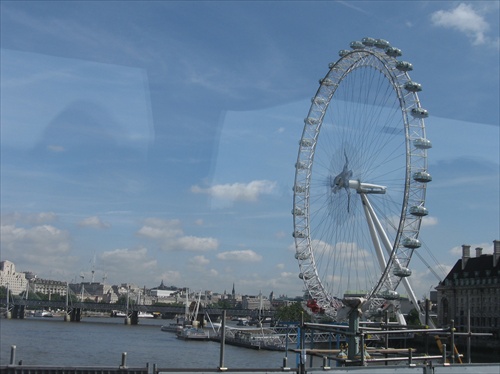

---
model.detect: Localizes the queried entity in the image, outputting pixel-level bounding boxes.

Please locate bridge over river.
[5,299,275,323]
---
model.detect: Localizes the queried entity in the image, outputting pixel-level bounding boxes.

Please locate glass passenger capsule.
[393,267,412,277]
[413,171,432,183]
[292,207,304,216]
[295,251,310,260]
[402,237,421,249]
[298,272,312,280]
[295,161,307,170]
[409,205,429,216]
[396,61,413,72]
[319,78,335,86]
[338,49,350,57]
[300,138,313,147]
[311,96,327,105]
[304,117,319,125]
[404,81,423,92]
[381,290,399,300]
[411,107,429,118]
[413,138,432,149]
[293,185,306,193]
[293,231,305,238]
[350,41,365,50]
[386,47,402,57]
[374,39,390,49]
[361,37,376,46]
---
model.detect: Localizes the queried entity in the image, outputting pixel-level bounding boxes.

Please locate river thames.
[0,317,290,368]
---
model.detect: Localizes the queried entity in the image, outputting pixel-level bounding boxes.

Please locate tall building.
[0,260,28,295]
[435,240,500,345]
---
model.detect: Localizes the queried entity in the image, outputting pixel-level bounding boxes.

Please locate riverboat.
[33,310,53,318]
[176,326,209,341]
[160,316,186,333]
[213,326,287,351]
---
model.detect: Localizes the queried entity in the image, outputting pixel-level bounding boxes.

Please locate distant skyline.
[1,1,499,300]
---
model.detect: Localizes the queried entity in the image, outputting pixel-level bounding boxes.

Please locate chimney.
[494,240,500,267]
[462,245,470,270]
[475,247,483,257]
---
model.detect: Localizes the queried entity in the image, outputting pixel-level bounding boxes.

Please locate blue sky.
[1,1,498,299]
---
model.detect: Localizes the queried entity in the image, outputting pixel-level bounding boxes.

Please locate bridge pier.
[70,308,81,322]
[8,305,25,319]
[131,311,139,325]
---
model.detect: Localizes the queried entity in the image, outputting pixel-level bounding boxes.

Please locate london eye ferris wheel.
[292,38,432,321]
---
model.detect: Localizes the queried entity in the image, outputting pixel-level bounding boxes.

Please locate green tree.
[214,299,231,309]
[115,295,127,304]
[0,286,7,303]
[275,301,311,324]
[406,308,421,326]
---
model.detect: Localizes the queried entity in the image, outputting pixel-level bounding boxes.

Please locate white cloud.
[100,246,150,262]
[189,255,210,266]
[275,230,286,239]
[176,236,219,251]
[2,212,57,225]
[157,270,182,284]
[137,218,183,239]
[208,269,219,277]
[137,218,219,252]
[431,3,493,46]
[47,144,65,152]
[78,215,111,229]
[191,180,277,202]
[99,247,158,274]
[449,241,494,256]
[99,247,158,284]
[1,224,71,256]
[216,249,262,262]
[421,216,438,227]
[0,223,76,278]
[403,268,444,300]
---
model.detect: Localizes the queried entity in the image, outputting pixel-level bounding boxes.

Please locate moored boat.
[176,326,209,341]
[33,310,53,318]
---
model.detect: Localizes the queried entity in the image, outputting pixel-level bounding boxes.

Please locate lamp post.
[5,283,11,319]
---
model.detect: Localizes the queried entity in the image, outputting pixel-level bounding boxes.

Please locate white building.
[242,294,271,310]
[30,278,67,297]
[0,260,28,295]
[150,289,176,298]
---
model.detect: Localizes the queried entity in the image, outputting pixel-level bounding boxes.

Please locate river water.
[0,317,290,369]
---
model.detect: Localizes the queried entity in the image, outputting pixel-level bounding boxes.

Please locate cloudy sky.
[1,1,498,299]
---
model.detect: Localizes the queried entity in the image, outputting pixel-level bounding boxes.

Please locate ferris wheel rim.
[292,38,431,320]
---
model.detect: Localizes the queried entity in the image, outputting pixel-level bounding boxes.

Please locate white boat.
[161,316,187,332]
[217,326,286,351]
[138,311,154,318]
[161,290,206,334]
[34,310,53,318]
[176,326,209,340]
